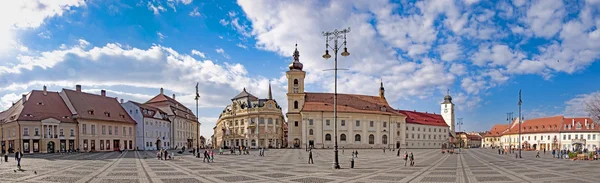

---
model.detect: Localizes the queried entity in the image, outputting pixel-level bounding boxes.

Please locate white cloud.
[0,93,20,111]
[189,7,200,17]
[215,48,229,59]
[78,39,90,48]
[564,91,600,117]
[147,2,166,15]
[157,32,166,41]
[236,43,247,49]
[219,19,229,26]
[0,0,85,53]
[525,0,565,38]
[191,49,205,58]
[438,43,461,62]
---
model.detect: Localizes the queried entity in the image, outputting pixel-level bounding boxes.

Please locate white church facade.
[285,45,455,149]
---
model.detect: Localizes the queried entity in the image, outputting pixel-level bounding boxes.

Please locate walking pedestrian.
[552,149,555,158]
[403,151,408,166]
[203,149,209,163]
[397,149,400,156]
[210,149,215,162]
[308,150,314,164]
[409,152,415,166]
[383,147,385,153]
[15,149,23,170]
[544,148,546,154]
[355,150,358,158]
[536,150,540,158]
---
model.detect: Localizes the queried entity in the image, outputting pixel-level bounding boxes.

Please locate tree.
[584,93,600,122]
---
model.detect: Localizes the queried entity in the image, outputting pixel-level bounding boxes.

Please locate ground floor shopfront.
[223,138,282,149]
[80,139,134,152]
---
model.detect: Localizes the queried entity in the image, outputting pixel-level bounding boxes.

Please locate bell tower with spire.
[286,43,306,148]
[267,81,273,100]
[379,80,385,98]
[441,89,455,135]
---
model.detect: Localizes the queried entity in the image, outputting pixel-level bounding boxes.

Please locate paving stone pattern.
[0,148,598,182]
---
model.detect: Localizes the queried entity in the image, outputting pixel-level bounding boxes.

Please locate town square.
[2,0,600,183]
[1,148,599,183]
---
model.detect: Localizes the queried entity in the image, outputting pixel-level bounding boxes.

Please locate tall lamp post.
[506,112,513,150]
[518,90,523,158]
[457,118,463,149]
[322,27,351,169]
[195,83,200,155]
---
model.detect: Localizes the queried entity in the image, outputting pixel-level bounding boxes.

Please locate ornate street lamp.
[518,90,523,158]
[322,27,350,169]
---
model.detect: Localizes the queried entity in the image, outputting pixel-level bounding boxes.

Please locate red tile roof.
[145,93,197,121]
[396,110,448,127]
[484,124,508,137]
[301,92,402,116]
[62,89,136,124]
[130,101,169,120]
[492,116,599,135]
[0,90,74,124]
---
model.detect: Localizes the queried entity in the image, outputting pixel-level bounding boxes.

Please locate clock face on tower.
[444,109,448,113]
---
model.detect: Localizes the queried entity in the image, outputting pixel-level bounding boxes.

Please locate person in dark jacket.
[308,150,314,164]
[15,149,23,170]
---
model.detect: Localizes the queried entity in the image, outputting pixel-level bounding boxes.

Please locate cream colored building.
[487,116,600,151]
[285,45,452,149]
[145,88,200,150]
[0,87,77,153]
[61,85,136,152]
[483,124,507,148]
[213,85,285,149]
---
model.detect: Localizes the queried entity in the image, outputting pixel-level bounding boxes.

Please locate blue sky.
[1,0,600,138]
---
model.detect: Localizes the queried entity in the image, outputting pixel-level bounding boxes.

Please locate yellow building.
[0,86,77,153]
[213,85,285,149]
[61,85,136,152]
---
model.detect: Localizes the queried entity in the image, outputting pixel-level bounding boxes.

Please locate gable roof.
[145,93,197,121]
[484,124,508,137]
[0,91,74,124]
[62,89,136,124]
[300,92,402,116]
[396,110,448,127]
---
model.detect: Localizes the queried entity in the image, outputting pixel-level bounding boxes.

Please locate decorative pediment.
[41,118,61,124]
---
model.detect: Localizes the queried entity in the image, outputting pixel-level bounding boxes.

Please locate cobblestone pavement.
[0,148,598,183]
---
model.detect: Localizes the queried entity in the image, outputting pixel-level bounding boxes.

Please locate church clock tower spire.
[441,89,455,135]
[379,80,385,98]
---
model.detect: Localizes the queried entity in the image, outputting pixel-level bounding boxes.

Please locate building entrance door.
[47,141,55,153]
[156,139,162,150]
[113,140,120,151]
[60,140,66,152]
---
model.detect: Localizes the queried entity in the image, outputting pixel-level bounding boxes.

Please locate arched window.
[325,134,331,141]
[355,134,361,142]
[294,101,298,109]
[382,135,388,144]
[369,134,375,144]
[340,134,346,141]
[268,118,273,124]
[293,79,299,86]
[309,129,313,135]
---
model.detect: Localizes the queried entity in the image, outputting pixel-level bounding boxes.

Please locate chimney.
[22,94,26,104]
[160,88,164,94]
[120,99,124,104]
[43,85,47,96]
[572,119,575,127]
[101,90,106,96]
[76,85,82,92]
[173,94,176,100]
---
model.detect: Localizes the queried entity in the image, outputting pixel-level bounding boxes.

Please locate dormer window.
[104,112,110,117]
[119,114,125,118]
[381,106,387,112]
[88,110,94,115]
[37,102,44,105]
[24,114,34,117]
[63,116,70,119]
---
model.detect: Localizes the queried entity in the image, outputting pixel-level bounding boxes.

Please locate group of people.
[202,149,214,162]
[156,149,172,160]
[402,151,415,166]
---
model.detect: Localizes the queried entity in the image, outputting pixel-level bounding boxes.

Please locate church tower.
[286,44,306,148]
[441,89,455,135]
[379,80,385,98]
